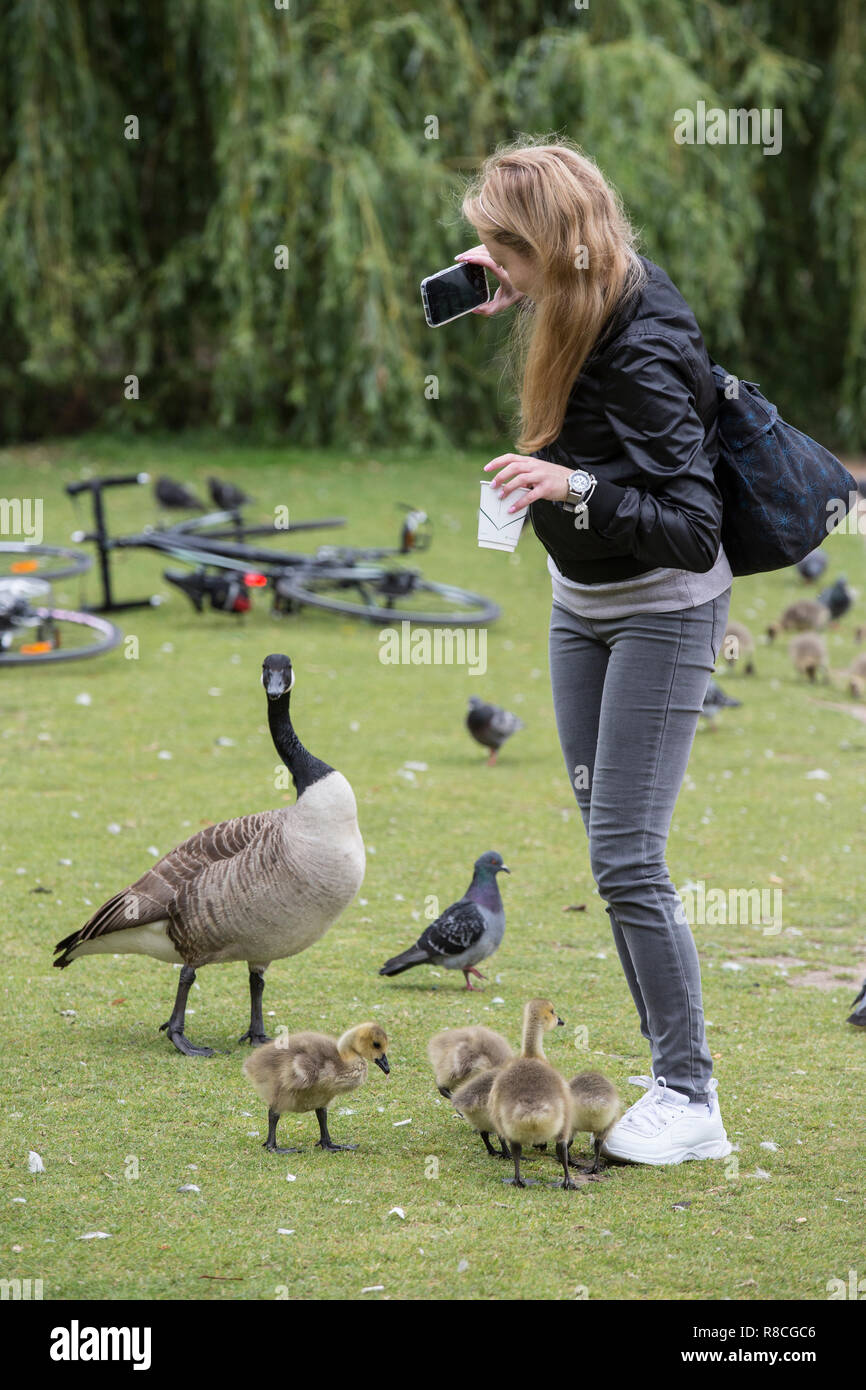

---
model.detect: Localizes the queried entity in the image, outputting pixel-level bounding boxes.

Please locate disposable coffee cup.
[478,480,530,551]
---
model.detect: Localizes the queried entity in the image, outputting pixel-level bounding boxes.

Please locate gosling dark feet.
[315,1139,358,1152]
[238,1028,272,1046]
[262,1140,302,1154]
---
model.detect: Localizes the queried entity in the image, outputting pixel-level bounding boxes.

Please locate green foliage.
[0,1,863,446]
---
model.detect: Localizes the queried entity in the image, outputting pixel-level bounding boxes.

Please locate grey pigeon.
[819,576,854,623]
[379,851,509,990]
[700,679,741,728]
[796,548,828,583]
[466,696,525,766]
[847,979,866,1027]
[154,476,206,511]
[209,476,253,511]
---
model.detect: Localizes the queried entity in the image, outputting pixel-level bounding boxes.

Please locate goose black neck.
[268,692,334,796]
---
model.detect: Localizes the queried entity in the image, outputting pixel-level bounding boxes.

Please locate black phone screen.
[421,263,489,325]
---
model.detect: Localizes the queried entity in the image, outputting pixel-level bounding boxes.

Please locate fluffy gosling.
[242,1022,389,1153]
[427,1025,513,1099]
[767,600,828,642]
[451,1066,511,1159]
[489,999,575,1190]
[789,632,829,683]
[568,1071,621,1174]
[721,620,755,675]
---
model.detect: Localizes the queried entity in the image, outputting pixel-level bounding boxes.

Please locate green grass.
[2,435,865,1301]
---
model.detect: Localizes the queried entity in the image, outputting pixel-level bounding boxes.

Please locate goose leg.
[557,1140,577,1190]
[590,1136,604,1174]
[263,1108,301,1155]
[314,1107,357,1153]
[509,1140,526,1188]
[159,966,214,1058]
[238,966,272,1046]
[481,1130,510,1159]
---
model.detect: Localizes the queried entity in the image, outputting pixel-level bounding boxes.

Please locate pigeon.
[154,476,206,511]
[846,979,866,1026]
[466,696,525,765]
[379,852,509,990]
[818,576,854,623]
[796,548,828,583]
[209,476,253,511]
[700,678,741,728]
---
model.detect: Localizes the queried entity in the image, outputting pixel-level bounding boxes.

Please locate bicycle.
[67,475,500,627]
[0,563,123,665]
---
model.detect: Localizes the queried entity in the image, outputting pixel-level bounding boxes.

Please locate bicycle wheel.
[274,566,500,626]
[0,543,92,582]
[0,607,123,665]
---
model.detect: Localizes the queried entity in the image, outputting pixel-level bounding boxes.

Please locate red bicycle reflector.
[244,572,267,587]
[232,596,251,612]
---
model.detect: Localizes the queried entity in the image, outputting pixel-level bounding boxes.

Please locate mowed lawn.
[2,435,864,1302]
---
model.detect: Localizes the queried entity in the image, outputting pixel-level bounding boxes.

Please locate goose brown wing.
[54,810,275,957]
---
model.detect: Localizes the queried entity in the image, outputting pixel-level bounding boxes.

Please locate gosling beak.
[375,1054,391,1075]
[556,1017,565,1027]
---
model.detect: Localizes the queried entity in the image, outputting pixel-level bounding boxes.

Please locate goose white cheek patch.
[478,481,530,552]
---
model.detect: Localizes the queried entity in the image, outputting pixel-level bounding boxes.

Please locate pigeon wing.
[420,900,486,958]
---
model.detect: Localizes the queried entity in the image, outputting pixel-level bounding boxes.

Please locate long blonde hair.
[461,136,644,453]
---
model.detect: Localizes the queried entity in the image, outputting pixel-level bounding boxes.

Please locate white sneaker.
[602,1075,732,1166]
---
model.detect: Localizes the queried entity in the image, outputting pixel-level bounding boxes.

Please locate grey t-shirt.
[549,543,733,619]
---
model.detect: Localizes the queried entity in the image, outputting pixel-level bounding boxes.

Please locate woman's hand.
[485,454,572,512]
[454,245,524,316]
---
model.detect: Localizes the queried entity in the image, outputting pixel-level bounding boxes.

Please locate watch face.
[570,470,590,493]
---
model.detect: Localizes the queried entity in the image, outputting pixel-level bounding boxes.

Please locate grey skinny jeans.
[548,588,732,1103]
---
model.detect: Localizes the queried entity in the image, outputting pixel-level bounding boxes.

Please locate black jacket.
[529,256,722,583]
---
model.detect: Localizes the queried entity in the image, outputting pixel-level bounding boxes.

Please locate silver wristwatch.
[562,468,597,514]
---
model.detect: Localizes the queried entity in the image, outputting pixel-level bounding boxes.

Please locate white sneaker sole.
[602,1136,733,1166]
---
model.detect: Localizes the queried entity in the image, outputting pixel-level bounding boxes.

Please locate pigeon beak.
[556,1017,565,1027]
[500,865,511,874]
[375,1054,390,1075]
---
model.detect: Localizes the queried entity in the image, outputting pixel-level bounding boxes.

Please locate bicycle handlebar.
[65,473,150,497]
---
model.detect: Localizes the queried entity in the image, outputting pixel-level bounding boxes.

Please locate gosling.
[451,1066,511,1159]
[789,632,829,683]
[568,1071,622,1174]
[489,999,575,1190]
[767,600,828,642]
[722,620,755,675]
[242,1022,390,1153]
[848,652,866,699]
[427,1025,513,1099]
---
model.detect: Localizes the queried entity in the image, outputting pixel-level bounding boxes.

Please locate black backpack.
[709,361,858,577]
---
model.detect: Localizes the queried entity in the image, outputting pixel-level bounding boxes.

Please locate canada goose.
[242,1022,390,1152]
[568,1071,622,1173]
[426,1024,513,1099]
[789,632,829,682]
[721,620,755,675]
[380,852,509,990]
[450,1066,511,1158]
[489,999,575,1190]
[53,654,365,1057]
[466,697,525,766]
[767,600,828,642]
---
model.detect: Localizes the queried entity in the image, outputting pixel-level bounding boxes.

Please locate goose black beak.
[556,1017,565,1027]
[375,1054,391,1075]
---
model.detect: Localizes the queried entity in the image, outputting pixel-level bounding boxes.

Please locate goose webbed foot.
[159,1023,215,1059]
[238,1028,272,1047]
[263,1109,300,1153]
[263,1141,302,1154]
[160,966,214,1057]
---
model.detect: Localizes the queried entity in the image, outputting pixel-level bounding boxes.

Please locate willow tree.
[0,0,862,448]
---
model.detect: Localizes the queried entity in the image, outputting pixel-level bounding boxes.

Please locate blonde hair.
[461,136,644,453]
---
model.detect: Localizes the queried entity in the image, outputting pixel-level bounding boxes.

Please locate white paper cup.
[478,480,530,551]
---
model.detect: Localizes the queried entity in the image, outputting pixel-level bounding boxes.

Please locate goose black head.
[474,850,510,877]
[262,653,294,702]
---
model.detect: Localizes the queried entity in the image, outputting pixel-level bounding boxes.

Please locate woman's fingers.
[484,456,572,508]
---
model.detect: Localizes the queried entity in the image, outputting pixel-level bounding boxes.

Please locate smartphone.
[420,262,490,327]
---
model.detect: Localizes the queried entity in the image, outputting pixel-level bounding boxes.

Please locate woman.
[457,138,733,1165]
